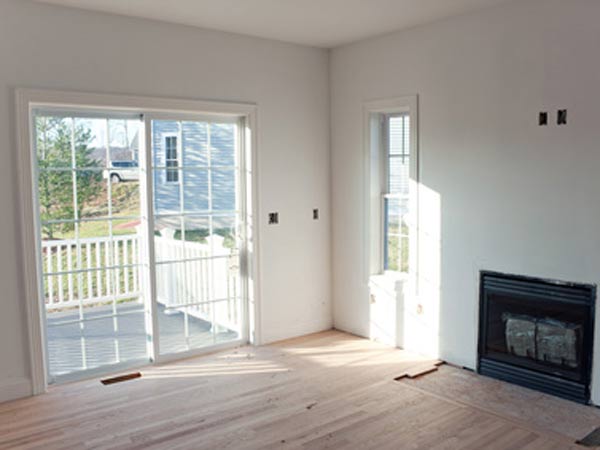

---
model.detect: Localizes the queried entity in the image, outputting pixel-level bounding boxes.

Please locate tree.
[36,117,103,239]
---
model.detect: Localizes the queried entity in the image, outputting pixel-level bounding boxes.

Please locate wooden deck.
[47,302,238,379]
[0,330,594,449]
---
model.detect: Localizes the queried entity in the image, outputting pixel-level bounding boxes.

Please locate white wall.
[331,0,600,403]
[0,0,331,402]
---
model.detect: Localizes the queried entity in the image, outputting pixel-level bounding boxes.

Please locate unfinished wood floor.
[0,330,591,449]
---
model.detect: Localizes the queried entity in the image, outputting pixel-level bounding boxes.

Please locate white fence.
[42,232,240,331]
[154,233,240,331]
[42,235,141,311]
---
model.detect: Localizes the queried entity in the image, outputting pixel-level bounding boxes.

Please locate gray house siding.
[152,121,237,233]
[152,120,236,236]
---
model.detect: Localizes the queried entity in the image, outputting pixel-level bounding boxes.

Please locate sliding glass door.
[32,109,246,383]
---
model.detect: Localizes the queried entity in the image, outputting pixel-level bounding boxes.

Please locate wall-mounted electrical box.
[557,109,567,125]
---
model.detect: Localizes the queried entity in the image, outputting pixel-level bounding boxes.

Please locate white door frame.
[15,88,261,395]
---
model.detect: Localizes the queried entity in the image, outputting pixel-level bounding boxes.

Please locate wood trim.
[16,89,48,395]
[15,89,256,118]
[245,107,262,345]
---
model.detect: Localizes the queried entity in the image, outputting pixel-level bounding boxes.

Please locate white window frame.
[382,113,411,273]
[15,89,261,396]
[363,96,419,282]
[163,132,179,183]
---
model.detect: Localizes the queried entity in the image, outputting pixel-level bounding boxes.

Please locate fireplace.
[478,271,596,404]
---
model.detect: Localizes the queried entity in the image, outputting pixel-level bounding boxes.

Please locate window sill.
[369,272,409,297]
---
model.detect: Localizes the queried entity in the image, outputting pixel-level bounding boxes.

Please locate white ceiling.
[36,0,516,48]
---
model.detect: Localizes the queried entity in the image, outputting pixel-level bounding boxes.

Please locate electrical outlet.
[313,208,319,220]
[557,109,567,125]
[539,112,548,126]
[268,212,279,225]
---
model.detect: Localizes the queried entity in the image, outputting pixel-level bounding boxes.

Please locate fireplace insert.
[478,271,595,404]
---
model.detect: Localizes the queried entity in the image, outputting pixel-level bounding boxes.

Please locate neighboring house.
[150,121,237,235]
[151,120,236,218]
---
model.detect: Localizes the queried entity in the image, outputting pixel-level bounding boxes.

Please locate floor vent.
[101,372,142,385]
[577,428,600,447]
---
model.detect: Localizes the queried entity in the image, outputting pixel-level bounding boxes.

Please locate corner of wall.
[326,46,335,330]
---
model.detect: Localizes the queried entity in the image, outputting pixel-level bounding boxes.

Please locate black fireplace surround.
[478,271,596,404]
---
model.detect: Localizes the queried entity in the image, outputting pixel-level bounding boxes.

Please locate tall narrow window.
[165,134,179,183]
[383,114,410,273]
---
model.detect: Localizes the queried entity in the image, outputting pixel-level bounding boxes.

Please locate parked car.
[104,160,139,183]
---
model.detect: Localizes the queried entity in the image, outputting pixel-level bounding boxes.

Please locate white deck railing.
[42,233,240,331]
[42,235,141,311]
[154,234,240,331]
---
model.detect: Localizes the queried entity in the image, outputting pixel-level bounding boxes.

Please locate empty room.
[1,0,600,448]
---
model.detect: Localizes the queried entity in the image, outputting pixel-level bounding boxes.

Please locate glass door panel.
[150,118,243,356]
[34,113,149,382]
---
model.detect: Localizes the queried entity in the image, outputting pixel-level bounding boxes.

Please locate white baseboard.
[0,378,32,404]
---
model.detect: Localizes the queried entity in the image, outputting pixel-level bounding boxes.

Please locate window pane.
[38,171,75,230]
[155,261,187,309]
[83,316,119,369]
[389,115,409,156]
[166,138,177,160]
[46,322,84,376]
[211,168,236,211]
[388,114,410,195]
[155,261,210,354]
[183,215,210,244]
[384,196,409,273]
[389,156,409,194]
[154,219,185,263]
[212,215,238,250]
[77,170,107,221]
[385,113,411,273]
[111,179,140,220]
[183,121,208,166]
[154,170,181,213]
[35,117,74,168]
[210,123,236,167]
[115,309,148,361]
[166,168,179,183]
[183,169,209,213]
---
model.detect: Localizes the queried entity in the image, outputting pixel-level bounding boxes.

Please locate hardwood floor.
[0,330,590,449]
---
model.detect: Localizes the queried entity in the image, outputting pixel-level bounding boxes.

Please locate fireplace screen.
[479,272,595,402]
